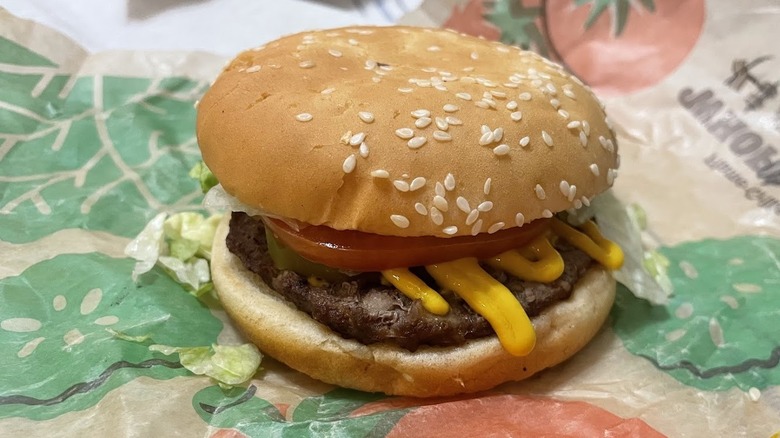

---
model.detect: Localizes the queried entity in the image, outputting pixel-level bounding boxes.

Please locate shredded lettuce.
[124,211,222,296]
[189,161,219,194]
[150,343,262,388]
[587,191,674,305]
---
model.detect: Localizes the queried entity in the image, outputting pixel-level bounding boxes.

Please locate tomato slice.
[263,217,551,272]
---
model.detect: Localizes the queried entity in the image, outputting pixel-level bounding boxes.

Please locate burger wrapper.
[1,3,779,436]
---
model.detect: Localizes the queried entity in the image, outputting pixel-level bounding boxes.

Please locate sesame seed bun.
[211,215,616,397]
[196,26,619,237]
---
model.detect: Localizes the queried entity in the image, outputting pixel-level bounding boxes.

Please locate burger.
[196,26,623,397]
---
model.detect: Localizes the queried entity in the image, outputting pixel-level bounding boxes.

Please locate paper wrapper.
[1,2,779,436]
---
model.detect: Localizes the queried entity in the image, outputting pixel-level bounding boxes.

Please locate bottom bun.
[211,215,616,397]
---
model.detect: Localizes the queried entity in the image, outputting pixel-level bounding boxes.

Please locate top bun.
[197,26,619,237]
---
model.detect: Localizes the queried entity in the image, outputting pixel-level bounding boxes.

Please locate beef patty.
[226,212,595,351]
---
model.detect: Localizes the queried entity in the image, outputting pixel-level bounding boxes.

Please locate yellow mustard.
[426,258,537,357]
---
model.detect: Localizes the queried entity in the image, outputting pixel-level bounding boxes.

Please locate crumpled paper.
[1,2,779,436]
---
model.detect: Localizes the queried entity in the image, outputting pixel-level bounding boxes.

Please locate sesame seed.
[433,130,452,142]
[246,65,261,73]
[365,59,377,69]
[506,100,518,110]
[454,196,470,213]
[391,214,410,229]
[340,131,352,144]
[295,113,313,122]
[434,84,448,92]
[410,177,427,191]
[342,154,357,173]
[483,178,492,195]
[435,182,445,197]
[427,45,442,52]
[348,38,359,46]
[493,128,504,142]
[415,203,428,215]
[393,180,410,192]
[535,184,546,200]
[358,112,374,123]
[398,87,413,93]
[466,209,480,226]
[563,88,576,99]
[519,92,532,101]
[328,49,342,57]
[370,169,389,178]
[542,209,553,218]
[430,207,444,225]
[456,92,472,101]
[421,67,437,73]
[471,219,484,236]
[349,132,366,146]
[573,199,583,209]
[433,195,449,212]
[598,136,608,149]
[299,60,315,68]
[519,136,530,147]
[490,90,507,99]
[460,77,477,84]
[559,180,570,198]
[435,117,449,130]
[371,77,381,83]
[445,116,463,125]
[493,144,510,156]
[445,173,456,191]
[408,136,427,149]
[479,131,494,146]
[321,88,336,94]
[510,111,523,122]
[582,196,591,207]
[616,155,622,168]
[359,142,369,158]
[546,83,557,94]
[395,128,414,139]
[462,67,475,72]
[550,98,560,109]
[411,109,430,118]
[558,109,570,119]
[515,213,525,227]
[496,46,510,53]
[480,98,497,109]
[443,104,459,112]
[569,185,577,201]
[607,168,617,185]
[606,139,615,152]
[582,120,591,136]
[605,116,613,130]
[379,65,393,72]
[748,387,761,402]
[504,82,519,88]
[531,79,543,87]
[415,117,432,128]
[481,125,491,135]
[567,121,581,129]
[488,222,505,234]
[579,131,588,147]
[442,226,458,235]
[590,163,600,176]
[477,201,493,212]
[470,51,479,60]
[542,130,553,147]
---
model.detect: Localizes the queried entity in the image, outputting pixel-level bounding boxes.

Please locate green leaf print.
[191,387,408,437]
[484,0,548,56]
[612,236,780,391]
[0,253,223,420]
[574,0,656,36]
[0,35,208,244]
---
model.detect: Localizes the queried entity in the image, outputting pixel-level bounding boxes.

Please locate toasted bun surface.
[197,26,619,237]
[211,216,616,397]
